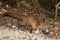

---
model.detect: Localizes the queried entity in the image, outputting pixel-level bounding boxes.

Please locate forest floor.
[0,1,60,40]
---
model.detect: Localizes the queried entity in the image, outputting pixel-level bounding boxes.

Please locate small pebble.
[6,5,9,7]
[12,25,16,28]
[50,32,53,34]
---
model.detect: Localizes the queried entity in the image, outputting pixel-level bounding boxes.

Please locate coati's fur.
[19,16,40,30]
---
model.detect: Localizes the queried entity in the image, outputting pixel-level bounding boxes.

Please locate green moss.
[47,13,54,18]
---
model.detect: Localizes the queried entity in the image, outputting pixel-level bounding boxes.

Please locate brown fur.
[20,16,40,30]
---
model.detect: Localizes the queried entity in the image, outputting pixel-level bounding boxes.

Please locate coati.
[0,7,40,30]
[6,13,40,30]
